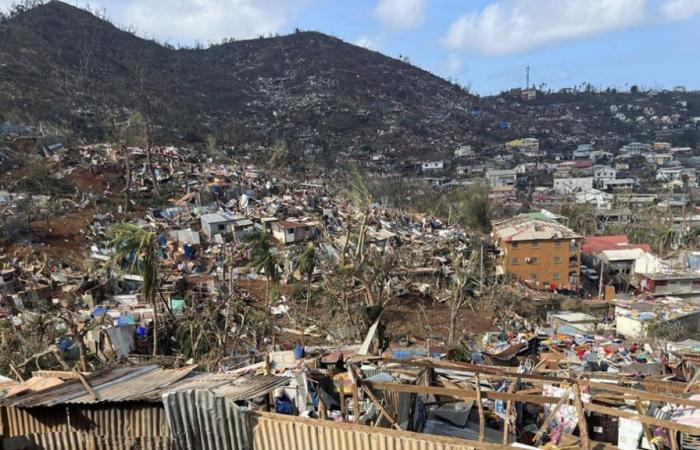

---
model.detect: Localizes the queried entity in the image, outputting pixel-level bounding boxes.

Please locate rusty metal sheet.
[163,389,251,450]
[251,413,502,450]
[2,432,171,450]
[0,404,169,438]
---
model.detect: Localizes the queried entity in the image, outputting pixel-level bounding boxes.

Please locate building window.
[217,224,225,231]
[554,240,561,247]
[531,241,539,248]
[512,242,519,248]
[511,257,518,265]
[527,257,538,264]
[553,256,561,263]
[553,272,561,280]
[530,273,538,280]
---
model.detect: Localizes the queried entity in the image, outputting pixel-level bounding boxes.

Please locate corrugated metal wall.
[163,389,251,450]
[2,432,171,450]
[0,404,169,438]
[251,414,497,450]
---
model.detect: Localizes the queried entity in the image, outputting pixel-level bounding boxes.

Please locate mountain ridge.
[0,1,478,159]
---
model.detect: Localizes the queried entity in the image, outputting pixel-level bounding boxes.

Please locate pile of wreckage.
[1,346,700,450]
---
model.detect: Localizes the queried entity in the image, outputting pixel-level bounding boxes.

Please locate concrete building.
[505,138,539,155]
[492,218,582,290]
[615,297,700,339]
[420,161,445,172]
[485,169,517,188]
[271,220,314,245]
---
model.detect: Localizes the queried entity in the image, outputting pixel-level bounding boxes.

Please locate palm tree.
[243,230,279,313]
[296,243,317,332]
[108,223,160,356]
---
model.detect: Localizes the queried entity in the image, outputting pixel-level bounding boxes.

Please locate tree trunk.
[152,295,158,357]
[302,276,312,345]
[448,307,457,345]
[122,145,131,212]
[144,120,160,196]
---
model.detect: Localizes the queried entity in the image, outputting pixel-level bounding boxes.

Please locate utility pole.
[479,240,485,293]
[598,260,604,299]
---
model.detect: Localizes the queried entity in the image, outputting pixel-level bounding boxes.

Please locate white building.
[575,188,613,209]
[486,169,517,187]
[553,177,594,195]
[420,161,445,172]
[592,165,617,184]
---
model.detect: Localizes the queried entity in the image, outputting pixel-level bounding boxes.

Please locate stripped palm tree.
[242,230,279,314]
[108,223,160,356]
[296,242,317,340]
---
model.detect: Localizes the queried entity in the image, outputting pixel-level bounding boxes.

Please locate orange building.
[492,218,582,290]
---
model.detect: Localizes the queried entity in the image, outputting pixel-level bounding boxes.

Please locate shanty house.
[0,365,290,450]
[493,218,582,290]
[200,213,234,239]
[271,220,314,245]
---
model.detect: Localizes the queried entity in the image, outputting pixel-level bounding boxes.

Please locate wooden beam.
[585,402,700,434]
[685,365,700,393]
[635,401,656,450]
[475,374,485,441]
[73,368,98,401]
[375,358,700,408]
[366,381,700,434]
[502,381,517,445]
[366,381,563,405]
[574,384,590,450]
[533,387,570,444]
[361,382,402,431]
[352,382,360,423]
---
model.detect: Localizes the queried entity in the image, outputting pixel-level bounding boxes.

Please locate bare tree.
[447,250,479,345]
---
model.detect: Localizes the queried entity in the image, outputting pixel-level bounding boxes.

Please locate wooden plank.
[340,394,347,421]
[377,358,700,408]
[73,369,98,401]
[585,402,700,434]
[352,382,360,423]
[366,380,700,434]
[574,384,590,450]
[502,381,517,445]
[366,381,564,405]
[476,374,485,441]
[635,401,656,450]
[533,387,570,444]
[361,382,402,431]
[685,365,700,393]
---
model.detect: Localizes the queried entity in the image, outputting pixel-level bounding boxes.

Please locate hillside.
[0,1,478,158]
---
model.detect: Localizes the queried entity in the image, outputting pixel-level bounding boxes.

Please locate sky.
[3,0,700,94]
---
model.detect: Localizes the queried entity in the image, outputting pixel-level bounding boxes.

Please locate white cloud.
[445,53,463,76]
[374,0,425,30]
[659,0,700,21]
[354,35,377,50]
[120,0,304,44]
[444,0,648,55]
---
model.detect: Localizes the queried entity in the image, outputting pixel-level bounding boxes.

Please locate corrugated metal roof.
[4,366,156,408]
[4,366,289,408]
[163,389,251,450]
[65,365,197,404]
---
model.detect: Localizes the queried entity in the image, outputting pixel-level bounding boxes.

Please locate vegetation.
[108,223,160,356]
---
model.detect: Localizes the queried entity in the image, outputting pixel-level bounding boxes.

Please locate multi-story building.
[493,218,582,291]
[505,138,540,155]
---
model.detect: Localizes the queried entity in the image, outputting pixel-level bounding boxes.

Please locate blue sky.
[4,0,700,94]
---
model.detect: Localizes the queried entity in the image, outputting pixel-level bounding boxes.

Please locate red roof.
[582,235,651,254]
